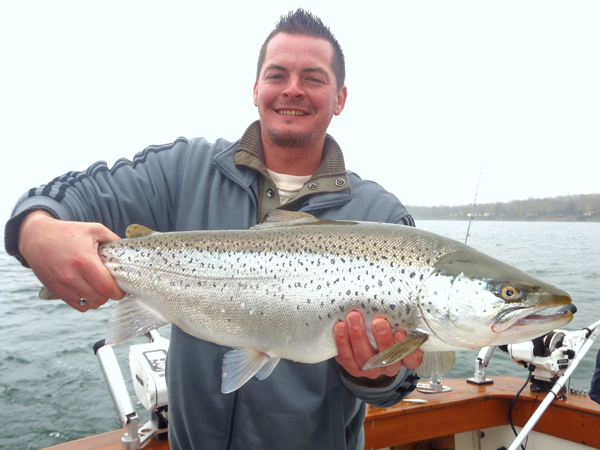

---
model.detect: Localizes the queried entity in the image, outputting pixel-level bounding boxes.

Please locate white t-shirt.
[267,169,312,205]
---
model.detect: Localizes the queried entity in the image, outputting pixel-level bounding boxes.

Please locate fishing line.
[465,168,483,244]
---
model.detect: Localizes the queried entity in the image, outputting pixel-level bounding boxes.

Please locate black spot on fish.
[389,304,396,311]
[410,272,415,278]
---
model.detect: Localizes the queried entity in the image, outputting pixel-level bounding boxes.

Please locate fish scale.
[95,210,572,393]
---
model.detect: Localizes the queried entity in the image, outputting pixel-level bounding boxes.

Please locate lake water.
[1,220,599,449]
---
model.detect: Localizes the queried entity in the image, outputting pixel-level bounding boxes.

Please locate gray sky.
[1,1,599,224]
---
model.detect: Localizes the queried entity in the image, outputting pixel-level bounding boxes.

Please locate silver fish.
[44,211,573,393]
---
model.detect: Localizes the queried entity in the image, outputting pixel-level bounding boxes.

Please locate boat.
[21,288,598,450]
[40,375,600,450]
[39,320,600,450]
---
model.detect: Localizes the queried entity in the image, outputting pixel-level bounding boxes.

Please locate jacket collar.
[213,121,352,210]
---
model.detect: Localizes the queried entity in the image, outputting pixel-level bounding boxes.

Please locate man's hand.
[19,211,126,312]
[334,311,423,380]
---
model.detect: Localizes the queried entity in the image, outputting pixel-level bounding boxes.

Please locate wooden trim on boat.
[42,377,600,450]
[365,376,600,449]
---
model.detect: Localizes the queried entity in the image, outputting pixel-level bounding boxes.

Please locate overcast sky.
[1,1,598,224]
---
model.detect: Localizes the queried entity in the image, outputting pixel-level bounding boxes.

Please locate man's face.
[254,33,347,149]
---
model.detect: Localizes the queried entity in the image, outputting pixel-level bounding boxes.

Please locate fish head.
[418,246,573,349]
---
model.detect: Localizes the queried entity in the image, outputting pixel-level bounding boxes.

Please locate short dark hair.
[256,9,345,90]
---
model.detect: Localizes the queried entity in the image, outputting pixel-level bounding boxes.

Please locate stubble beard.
[265,126,313,148]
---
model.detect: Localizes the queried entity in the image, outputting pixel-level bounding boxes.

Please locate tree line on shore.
[408,193,600,221]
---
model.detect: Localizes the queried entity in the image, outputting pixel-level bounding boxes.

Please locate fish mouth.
[492,305,574,333]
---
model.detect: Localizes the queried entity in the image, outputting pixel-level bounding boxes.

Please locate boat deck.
[44,376,600,450]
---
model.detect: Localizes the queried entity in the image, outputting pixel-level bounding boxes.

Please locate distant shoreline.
[412,215,600,223]
[407,193,600,223]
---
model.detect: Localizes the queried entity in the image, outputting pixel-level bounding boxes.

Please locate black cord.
[508,366,535,450]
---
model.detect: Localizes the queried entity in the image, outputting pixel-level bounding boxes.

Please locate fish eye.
[501,285,521,301]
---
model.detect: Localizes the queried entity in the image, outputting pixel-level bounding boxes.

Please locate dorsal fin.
[126,224,156,238]
[252,210,323,230]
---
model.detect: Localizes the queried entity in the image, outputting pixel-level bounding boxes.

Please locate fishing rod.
[507,319,600,450]
[465,169,482,244]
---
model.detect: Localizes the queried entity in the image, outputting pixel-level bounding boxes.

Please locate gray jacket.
[5,122,419,450]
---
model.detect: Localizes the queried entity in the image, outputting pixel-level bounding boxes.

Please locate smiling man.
[254,32,347,175]
[6,9,421,450]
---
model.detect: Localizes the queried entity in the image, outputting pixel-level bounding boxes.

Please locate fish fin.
[106,296,170,345]
[362,332,429,370]
[221,348,272,394]
[39,286,59,300]
[416,351,456,378]
[126,224,156,238]
[255,357,281,381]
[253,210,321,229]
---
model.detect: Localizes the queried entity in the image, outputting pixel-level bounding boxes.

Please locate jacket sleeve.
[4,137,191,266]
[339,365,420,407]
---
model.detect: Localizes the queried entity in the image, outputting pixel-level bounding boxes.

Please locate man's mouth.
[276,109,308,116]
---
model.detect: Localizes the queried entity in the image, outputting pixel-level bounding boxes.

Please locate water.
[1,221,599,449]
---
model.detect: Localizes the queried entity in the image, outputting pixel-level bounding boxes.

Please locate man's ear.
[334,86,347,116]
[253,82,258,107]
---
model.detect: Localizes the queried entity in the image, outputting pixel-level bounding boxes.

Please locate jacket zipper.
[224,390,240,450]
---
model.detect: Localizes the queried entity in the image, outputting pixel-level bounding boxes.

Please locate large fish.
[43,211,573,393]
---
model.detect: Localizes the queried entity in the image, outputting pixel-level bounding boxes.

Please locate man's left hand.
[334,311,423,380]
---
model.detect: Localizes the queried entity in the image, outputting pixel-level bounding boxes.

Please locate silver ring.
[79,298,87,306]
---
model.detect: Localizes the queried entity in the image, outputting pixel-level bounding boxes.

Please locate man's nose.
[281,75,304,99]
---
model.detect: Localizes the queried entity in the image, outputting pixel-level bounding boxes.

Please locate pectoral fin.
[416,351,456,378]
[363,332,428,370]
[221,348,275,394]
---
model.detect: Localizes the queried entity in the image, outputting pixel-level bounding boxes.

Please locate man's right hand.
[19,211,126,312]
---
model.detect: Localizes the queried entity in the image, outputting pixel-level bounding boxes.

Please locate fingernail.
[335,322,346,335]
[348,314,361,330]
[374,320,390,335]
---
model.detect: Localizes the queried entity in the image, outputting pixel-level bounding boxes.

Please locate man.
[591,350,600,405]
[5,9,422,450]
